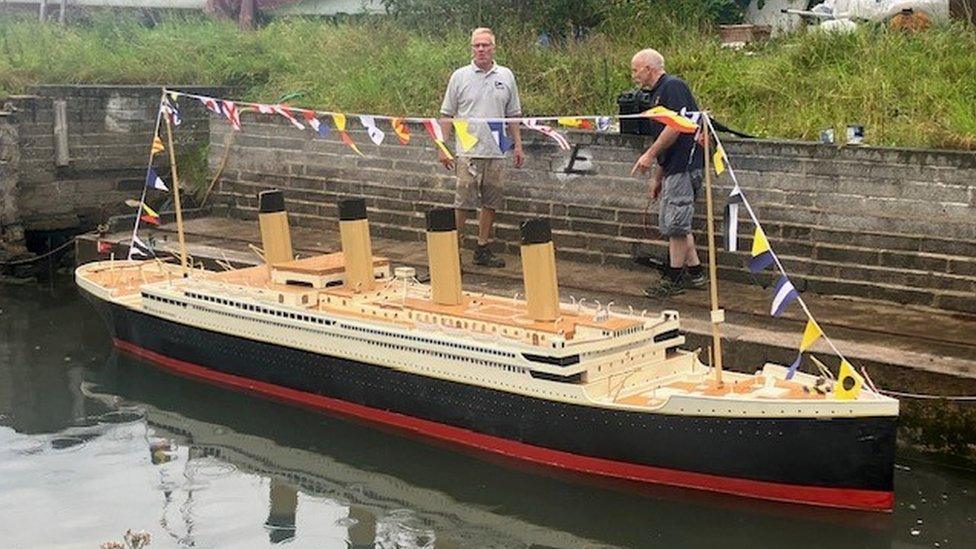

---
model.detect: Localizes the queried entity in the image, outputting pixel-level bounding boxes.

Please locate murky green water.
[1,277,974,548]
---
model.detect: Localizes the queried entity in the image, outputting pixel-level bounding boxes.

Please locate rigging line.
[877,390,976,401]
[707,118,853,368]
[0,234,84,266]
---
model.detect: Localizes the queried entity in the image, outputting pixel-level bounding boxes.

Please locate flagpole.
[162,105,189,275]
[702,113,724,384]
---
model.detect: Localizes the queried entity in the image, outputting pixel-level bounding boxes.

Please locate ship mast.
[701,114,724,384]
[162,105,189,275]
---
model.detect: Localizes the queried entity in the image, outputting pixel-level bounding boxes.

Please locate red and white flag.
[273,105,305,130]
[221,100,242,131]
[200,97,222,115]
[523,118,570,150]
[422,118,453,159]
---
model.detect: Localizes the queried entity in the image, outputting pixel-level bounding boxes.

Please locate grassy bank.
[1,14,974,149]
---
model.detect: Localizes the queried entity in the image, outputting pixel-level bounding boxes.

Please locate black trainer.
[473,244,505,268]
[643,276,685,298]
[683,270,707,290]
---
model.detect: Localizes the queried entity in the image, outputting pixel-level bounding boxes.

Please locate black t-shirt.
[646,74,704,176]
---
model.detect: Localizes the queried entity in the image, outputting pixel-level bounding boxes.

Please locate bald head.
[631,48,666,88]
[633,49,665,70]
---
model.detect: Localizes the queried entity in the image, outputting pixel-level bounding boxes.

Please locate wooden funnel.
[258,189,293,265]
[425,208,462,306]
[519,218,559,322]
[338,198,375,292]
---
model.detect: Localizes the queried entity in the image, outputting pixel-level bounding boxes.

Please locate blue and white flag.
[724,185,743,252]
[785,352,803,380]
[770,275,799,317]
[128,235,155,259]
[145,167,168,192]
[359,115,386,145]
[488,121,514,153]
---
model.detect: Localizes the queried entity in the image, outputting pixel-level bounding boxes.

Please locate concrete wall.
[4,85,219,232]
[209,116,976,315]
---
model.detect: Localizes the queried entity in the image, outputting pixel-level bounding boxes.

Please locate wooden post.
[702,114,724,384]
[59,0,66,24]
[38,0,47,22]
[162,112,188,275]
[53,100,69,166]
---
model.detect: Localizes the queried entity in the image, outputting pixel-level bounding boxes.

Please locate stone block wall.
[4,85,220,231]
[208,115,976,314]
[0,112,21,244]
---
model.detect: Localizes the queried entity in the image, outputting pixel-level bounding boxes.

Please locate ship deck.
[76,259,898,411]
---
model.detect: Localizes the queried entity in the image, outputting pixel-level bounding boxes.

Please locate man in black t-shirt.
[630,48,706,298]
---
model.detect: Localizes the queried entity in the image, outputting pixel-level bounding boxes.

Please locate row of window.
[190,301,527,376]
[183,291,336,327]
[143,293,187,308]
[341,323,516,359]
[192,304,328,336]
[149,289,551,367]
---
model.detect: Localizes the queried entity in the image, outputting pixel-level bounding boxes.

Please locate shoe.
[473,245,505,268]
[683,270,707,290]
[642,277,685,298]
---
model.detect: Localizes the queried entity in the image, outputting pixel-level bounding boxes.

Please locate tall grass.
[0,13,973,149]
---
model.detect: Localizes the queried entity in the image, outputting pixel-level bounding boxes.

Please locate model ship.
[76,187,898,511]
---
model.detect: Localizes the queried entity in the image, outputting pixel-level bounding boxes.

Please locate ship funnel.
[520,218,560,322]
[338,198,375,292]
[258,189,293,265]
[425,208,462,306]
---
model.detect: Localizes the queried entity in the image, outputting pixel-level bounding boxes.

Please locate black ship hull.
[86,295,897,511]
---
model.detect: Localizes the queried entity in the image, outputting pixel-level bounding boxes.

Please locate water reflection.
[1,279,975,547]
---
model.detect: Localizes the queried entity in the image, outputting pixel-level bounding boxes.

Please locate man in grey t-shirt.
[439,27,524,268]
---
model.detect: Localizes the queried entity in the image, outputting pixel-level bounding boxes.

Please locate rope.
[878,389,976,402]
[0,234,84,266]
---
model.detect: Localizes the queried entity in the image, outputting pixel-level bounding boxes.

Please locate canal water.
[1,277,974,548]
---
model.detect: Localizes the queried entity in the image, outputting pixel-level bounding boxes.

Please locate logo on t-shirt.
[493,81,506,90]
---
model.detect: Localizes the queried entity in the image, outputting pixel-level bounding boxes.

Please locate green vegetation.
[1,10,973,149]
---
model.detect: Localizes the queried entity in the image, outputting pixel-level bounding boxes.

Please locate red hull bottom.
[114,338,894,512]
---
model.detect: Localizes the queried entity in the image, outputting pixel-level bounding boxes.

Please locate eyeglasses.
[471,43,494,49]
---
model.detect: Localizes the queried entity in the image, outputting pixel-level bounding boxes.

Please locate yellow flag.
[751,227,770,257]
[833,359,863,400]
[799,318,823,352]
[151,136,165,155]
[452,120,479,151]
[331,113,347,132]
[713,145,726,175]
[141,202,160,218]
[391,117,410,144]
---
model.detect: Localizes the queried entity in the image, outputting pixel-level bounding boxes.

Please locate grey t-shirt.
[440,62,522,158]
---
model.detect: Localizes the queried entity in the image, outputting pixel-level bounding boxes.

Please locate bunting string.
[164,88,697,131]
[128,90,171,260]
[706,116,865,391]
[163,87,703,161]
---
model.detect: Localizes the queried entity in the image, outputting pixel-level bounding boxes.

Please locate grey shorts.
[454,157,504,211]
[659,169,702,237]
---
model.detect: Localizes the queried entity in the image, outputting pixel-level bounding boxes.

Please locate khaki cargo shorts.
[454,157,504,211]
[659,169,703,237]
